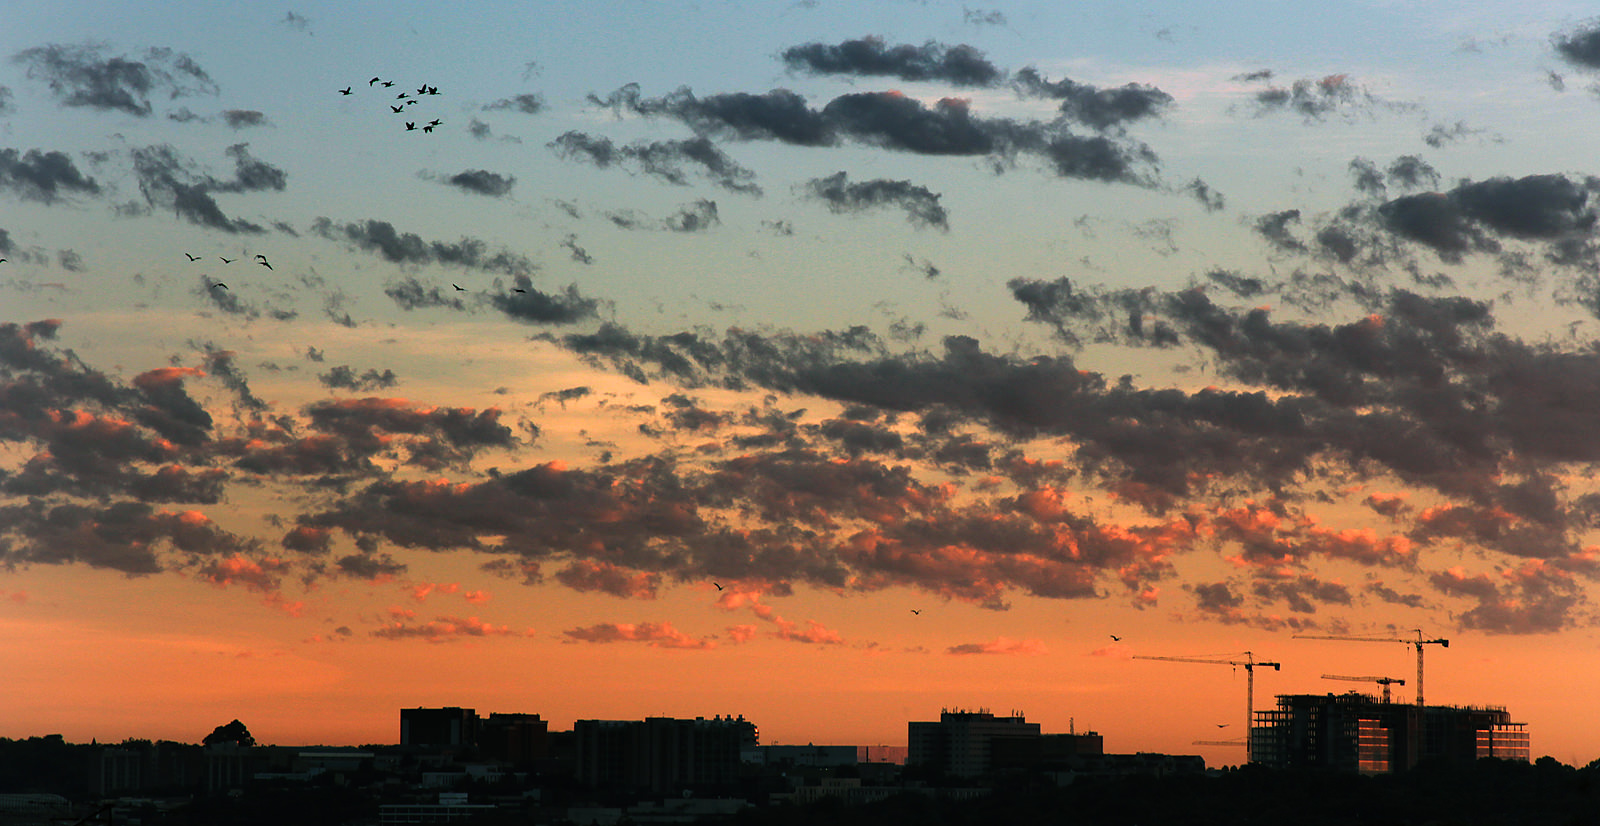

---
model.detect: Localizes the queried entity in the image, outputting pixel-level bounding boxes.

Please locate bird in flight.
[255,254,272,270]
[714,582,724,591]
[452,284,465,291]
[422,125,434,133]
[369,77,381,86]
[910,609,922,615]
[405,122,416,131]
[391,105,404,113]
[1216,724,1229,728]
[428,118,441,126]
[426,86,439,95]
[1109,634,1121,641]
[512,287,527,293]
[339,87,352,95]
[219,257,235,264]
[211,282,228,290]
[381,80,394,87]
[396,92,408,99]
[184,253,200,261]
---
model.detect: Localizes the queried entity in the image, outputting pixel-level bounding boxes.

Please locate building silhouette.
[1252,692,1530,773]
[399,707,479,750]
[573,715,757,794]
[907,709,1043,778]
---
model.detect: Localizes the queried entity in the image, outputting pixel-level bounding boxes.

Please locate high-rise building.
[400,707,479,750]
[477,712,549,764]
[907,709,1042,778]
[1252,693,1529,773]
[573,715,758,794]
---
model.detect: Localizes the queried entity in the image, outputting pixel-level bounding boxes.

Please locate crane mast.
[1293,630,1447,706]
[1133,651,1280,763]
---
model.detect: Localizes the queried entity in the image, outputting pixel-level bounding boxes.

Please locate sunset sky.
[9,0,1600,767]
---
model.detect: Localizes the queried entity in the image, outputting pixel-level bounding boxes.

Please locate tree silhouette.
[202,719,255,748]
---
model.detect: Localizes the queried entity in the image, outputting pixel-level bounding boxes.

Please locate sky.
[8,0,1600,767]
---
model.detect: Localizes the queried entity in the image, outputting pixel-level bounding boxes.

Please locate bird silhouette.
[426,86,439,95]
[911,609,922,615]
[184,253,200,261]
[381,80,394,87]
[422,125,434,133]
[219,257,235,264]
[428,118,441,126]
[339,87,352,95]
[211,282,228,290]
[255,255,272,270]
[1216,724,1229,728]
[405,122,416,131]
[369,77,381,86]
[1109,634,1121,641]
[417,85,428,95]
[0,259,8,264]
[512,287,527,293]
[396,92,408,99]
[452,283,465,291]
[714,582,724,591]
[391,105,404,113]
[405,99,417,105]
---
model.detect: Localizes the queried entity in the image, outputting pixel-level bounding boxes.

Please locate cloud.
[0,149,102,204]
[947,637,1048,655]
[805,172,948,230]
[1013,67,1172,130]
[441,169,515,197]
[311,217,536,277]
[482,93,543,114]
[598,84,1162,185]
[563,621,715,649]
[554,560,661,599]
[549,132,760,194]
[319,365,399,391]
[1553,20,1600,70]
[371,614,522,642]
[489,276,602,324]
[781,36,1004,87]
[131,143,286,234]
[280,12,312,33]
[221,109,267,129]
[12,43,218,116]
[1249,74,1408,121]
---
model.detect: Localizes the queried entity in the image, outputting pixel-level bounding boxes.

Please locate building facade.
[400,707,479,750]
[907,709,1042,778]
[1252,693,1529,773]
[573,715,758,794]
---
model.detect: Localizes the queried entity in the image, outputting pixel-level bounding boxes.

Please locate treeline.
[733,757,1600,826]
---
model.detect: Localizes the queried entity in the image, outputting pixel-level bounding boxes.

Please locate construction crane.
[1321,674,1405,704]
[1293,630,1447,706]
[1133,652,1280,762]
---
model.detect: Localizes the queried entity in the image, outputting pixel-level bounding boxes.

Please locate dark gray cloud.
[1250,74,1406,121]
[1379,174,1598,262]
[483,93,543,114]
[221,109,267,129]
[311,217,535,277]
[596,83,1161,185]
[281,12,312,33]
[443,169,515,197]
[489,275,602,324]
[12,43,217,117]
[1553,20,1600,70]
[1013,67,1173,131]
[0,86,12,114]
[131,143,286,233]
[781,37,1004,87]
[663,199,720,233]
[0,149,101,204]
[384,277,466,311]
[549,132,760,195]
[320,365,399,391]
[805,171,948,230]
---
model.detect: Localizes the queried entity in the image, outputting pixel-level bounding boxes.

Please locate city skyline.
[7,1,1600,767]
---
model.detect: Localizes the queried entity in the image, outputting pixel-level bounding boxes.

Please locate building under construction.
[1251,693,1529,774]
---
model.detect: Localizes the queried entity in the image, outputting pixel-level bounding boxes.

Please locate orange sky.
[6,1,1600,772]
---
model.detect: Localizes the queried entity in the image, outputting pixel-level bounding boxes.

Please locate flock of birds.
[342,76,445,133]
[186,252,271,289]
